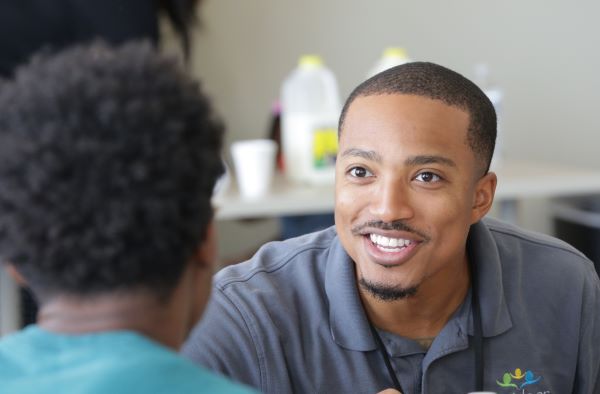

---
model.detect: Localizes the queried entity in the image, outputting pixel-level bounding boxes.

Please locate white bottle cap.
[298,54,323,68]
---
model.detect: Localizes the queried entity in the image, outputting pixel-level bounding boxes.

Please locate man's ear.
[471,171,497,224]
[5,264,28,287]
[194,221,217,270]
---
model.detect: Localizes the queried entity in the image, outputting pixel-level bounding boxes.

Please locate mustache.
[351,220,431,241]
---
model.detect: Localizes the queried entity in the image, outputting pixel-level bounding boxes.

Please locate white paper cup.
[231,139,277,199]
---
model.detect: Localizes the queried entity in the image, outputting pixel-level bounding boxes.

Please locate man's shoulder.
[482,217,595,273]
[212,226,338,290]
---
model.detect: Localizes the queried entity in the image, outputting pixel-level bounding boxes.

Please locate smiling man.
[183,62,600,394]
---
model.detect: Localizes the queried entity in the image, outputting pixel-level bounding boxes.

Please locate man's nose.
[369,178,415,223]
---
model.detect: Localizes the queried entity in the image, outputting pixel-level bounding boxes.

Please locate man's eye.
[415,171,441,183]
[348,166,372,178]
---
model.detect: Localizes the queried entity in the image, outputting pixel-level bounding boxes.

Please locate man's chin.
[358,278,419,301]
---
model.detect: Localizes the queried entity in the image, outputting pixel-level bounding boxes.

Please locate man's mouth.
[369,233,414,252]
[362,230,424,267]
[351,220,431,242]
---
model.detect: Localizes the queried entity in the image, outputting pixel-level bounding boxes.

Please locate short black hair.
[0,41,224,300]
[339,62,497,173]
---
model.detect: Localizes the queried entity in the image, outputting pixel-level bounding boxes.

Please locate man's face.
[335,94,494,300]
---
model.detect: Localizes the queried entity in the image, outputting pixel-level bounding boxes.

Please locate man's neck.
[37,291,187,350]
[360,258,471,339]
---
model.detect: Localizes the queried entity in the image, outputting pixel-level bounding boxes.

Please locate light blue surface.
[0,325,257,394]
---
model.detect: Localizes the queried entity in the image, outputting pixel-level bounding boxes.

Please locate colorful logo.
[496,368,544,392]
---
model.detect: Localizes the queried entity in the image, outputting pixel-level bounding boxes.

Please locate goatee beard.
[359,278,418,301]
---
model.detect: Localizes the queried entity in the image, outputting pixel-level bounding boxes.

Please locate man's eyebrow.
[340,148,382,163]
[404,155,456,167]
[340,150,456,168]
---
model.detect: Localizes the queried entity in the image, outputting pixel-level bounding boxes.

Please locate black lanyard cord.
[370,323,404,393]
[368,256,484,393]
[468,245,484,391]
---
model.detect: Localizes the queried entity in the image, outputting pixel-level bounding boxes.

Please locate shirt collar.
[325,220,512,351]
[325,235,377,351]
[466,220,513,337]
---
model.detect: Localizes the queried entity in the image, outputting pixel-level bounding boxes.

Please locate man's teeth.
[369,234,412,248]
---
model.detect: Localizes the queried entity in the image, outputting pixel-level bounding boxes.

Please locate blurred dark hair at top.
[159,0,204,59]
[0,0,204,78]
[0,41,224,301]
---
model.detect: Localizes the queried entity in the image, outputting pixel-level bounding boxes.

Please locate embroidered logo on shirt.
[495,368,548,393]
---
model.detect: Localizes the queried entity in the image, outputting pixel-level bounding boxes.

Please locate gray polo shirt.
[182,218,600,393]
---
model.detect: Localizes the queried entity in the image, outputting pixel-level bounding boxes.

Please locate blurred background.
[179,0,600,262]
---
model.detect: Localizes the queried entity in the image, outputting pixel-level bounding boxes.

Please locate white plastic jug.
[281,55,341,184]
[367,47,411,78]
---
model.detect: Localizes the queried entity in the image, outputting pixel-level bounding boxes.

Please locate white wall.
[191,0,599,167]
[187,0,600,258]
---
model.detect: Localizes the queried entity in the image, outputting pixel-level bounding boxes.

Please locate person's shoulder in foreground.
[182,60,598,394]
[0,41,256,393]
[0,326,252,394]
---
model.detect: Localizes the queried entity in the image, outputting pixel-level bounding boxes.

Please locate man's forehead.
[345,93,469,120]
[341,93,470,140]
[338,93,477,170]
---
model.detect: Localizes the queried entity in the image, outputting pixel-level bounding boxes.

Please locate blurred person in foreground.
[182,62,600,393]
[0,41,256,394]
[0,0,205,326]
